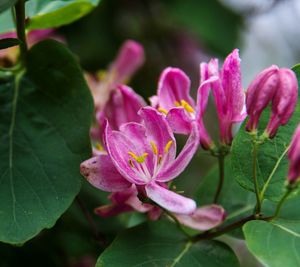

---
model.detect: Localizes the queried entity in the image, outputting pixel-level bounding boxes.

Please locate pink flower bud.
[287,124,300,184]
[265,69,298,138]
[109,40,145,84]
[246,65,279,132]
[246,66,298,137]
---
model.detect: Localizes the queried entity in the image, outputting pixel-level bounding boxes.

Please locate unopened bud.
[287,124,300,184]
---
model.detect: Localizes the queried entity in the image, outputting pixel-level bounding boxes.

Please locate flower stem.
[191,215,256,242]
[252,140,262,214]
[273,187,293,218]
[213,153,225,203]
[14,0,28,65]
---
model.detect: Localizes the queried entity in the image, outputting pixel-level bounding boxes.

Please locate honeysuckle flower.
[246,66,298,137]
[151,49,246,148]
[90,84,146,141]
[199,49,246,145]
[287,124,300,184]
[81,107,199,214]
[89,40,145,112]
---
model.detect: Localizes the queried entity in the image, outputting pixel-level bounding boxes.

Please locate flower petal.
[94,204,133,217]
[104,122,148,184]
[157,67,194,110]
[103,85,146,130]
[166,107,192,134]
[156,122,199,182]
[175,204,226,230]
[80,155,131,192]
[138,107,176,161]
[145,182,196,214]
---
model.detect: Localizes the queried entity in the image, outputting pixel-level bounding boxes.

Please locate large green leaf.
[243,219,300,267]
[231,69,300,201]
[0,0,100,34]
[0,0,17,14]
[0,40,93,244]
[97,220,240,267]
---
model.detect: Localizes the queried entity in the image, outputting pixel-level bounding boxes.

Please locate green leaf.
[0,0,100,34]
[26,0,100,29]
[97,220,240,267]
[0,0,17,14]
[0,40,93,244]
[243,219,300,267]
[195,159,255,238]
[0,38,20,50]
[231,83,300,202]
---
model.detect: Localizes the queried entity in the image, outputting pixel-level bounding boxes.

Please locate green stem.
[259,145,290,201]
[163,209,191,239]
[14,0,27,65]
[213,154,225,203]
[252,140,261,214]
[191,215,256,242]
[273,188,293,218]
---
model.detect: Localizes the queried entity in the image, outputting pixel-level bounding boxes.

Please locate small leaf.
[0,40,93,244]
[243,218,300,267]
[97,220,240,267]
[0,38,20,50]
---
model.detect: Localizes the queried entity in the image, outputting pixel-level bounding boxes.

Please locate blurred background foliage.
[1,0,300,266]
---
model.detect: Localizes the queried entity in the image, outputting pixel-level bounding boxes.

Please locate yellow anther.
[164,140,173,154]
[95,143,104,151]
[158,107,168,115]
[150,141,158,155]
[129,159,134,168]
[96,70,107,81]
[174,101,181,107]
[181,100,194,113]
[128,152,149,163]
[158,155,163,165]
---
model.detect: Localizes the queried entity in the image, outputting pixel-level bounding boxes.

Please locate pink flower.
[246,66,298,137]
[90,84,146,141]
[150,49,246,148]
[287,124,300,184]
[199,49,246,145]
[89,40,145,112]
[81,107,199,214]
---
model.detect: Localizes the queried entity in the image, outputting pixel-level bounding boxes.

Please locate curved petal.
[157,67,194,110]
[103,85,146,130]
[104,122,148,184]
[145,182,196,214]
[166,107,192,134]
[138,107,176,162]
[80,155,131,192]
[175,204,226,231]
[156,122,199,182]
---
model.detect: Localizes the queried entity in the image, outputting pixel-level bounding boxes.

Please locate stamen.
[158,155,162,165]
[174,101,181,107]
[164,140,173,154]
[95,143,104,151]
[129,159,134,168]
[181,100,194,113]
[150,141,158,155]
[158,107,168,115]
[128,152,149,163]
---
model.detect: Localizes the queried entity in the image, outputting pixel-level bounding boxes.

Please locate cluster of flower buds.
[246,65,298,138]
[81,40,299,229]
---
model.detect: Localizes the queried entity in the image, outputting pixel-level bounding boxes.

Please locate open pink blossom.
[150,49,246,148]
[246,66,298,137]
[287,124,300,184]
[81,107,199,214]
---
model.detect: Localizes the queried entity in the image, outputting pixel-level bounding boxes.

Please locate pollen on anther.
[164,140,173,154]
[150,141,158,155]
